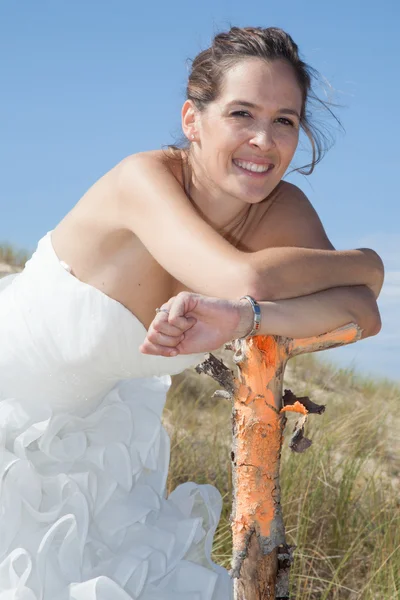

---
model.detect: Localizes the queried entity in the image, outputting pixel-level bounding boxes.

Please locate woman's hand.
[139,292,253,356]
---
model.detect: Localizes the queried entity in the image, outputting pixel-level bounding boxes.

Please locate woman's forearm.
[249,246,384,301]
[239,285,381,340]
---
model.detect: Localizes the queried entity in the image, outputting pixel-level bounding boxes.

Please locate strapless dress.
[0,232,232,599]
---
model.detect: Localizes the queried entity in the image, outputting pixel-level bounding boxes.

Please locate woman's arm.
[117,152,253,299]
[238,285,381,340]
[250,246,384,301]
[139,285,381,357]
[117,152,384,300]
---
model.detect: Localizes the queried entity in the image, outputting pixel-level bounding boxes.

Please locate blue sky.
[1,0,399,381]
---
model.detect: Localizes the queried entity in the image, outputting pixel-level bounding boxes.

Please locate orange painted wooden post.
[196,323,361,599]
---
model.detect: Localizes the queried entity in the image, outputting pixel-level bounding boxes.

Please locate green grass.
[165,351,400,599]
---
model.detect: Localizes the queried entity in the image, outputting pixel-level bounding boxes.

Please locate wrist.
[232,298,254,339]
[234,295,261,339]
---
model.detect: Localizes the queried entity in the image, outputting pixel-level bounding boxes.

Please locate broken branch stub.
[195,353,235,396]
[281,391,326,453]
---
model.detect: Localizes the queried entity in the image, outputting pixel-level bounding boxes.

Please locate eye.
[231,110,252,118]
[275,117,295,127]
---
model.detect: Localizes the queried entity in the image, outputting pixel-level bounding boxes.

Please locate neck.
[183,151,250,234]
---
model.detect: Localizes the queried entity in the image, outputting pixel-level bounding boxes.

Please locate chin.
[237,184,276,203]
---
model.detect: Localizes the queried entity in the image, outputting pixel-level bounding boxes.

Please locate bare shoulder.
[256,181,335,250]
[113,148,199,240]
[116,148,184,191]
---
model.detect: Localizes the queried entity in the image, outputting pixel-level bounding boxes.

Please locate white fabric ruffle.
[0,377,232,599]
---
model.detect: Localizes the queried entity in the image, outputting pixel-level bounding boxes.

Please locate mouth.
[232,158,275,177]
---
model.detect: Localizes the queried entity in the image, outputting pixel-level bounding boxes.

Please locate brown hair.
[182,26,340,175]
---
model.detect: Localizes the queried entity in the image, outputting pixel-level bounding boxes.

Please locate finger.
[167,293,190,326]
[139,340,180,357]
[157,297,176,313]
[146,329,185,348]
[169,315,197,331]
[157,305,196,333]
[157,295,197,332]
[155,298,191,332]
[168,297,198,330]
[152,312,184,336]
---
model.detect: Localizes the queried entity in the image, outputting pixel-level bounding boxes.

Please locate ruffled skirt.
[0,369,232,599]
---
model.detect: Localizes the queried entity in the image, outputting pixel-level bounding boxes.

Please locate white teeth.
[234,159,271,173]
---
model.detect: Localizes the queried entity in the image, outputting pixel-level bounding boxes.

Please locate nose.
[249,126,276,151]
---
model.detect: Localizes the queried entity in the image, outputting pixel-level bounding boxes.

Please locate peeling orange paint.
[280,401,308,415]
[232,335,285,553]
[289,323,361,357]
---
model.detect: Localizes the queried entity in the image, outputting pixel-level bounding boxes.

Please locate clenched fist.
[139,292,253,356]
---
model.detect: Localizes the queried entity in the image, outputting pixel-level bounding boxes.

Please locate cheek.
[202,122,232,153]
[278,131,299,161]
[203,128,240,167]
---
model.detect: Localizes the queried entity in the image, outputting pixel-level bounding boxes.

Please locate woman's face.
[187,58,303,204]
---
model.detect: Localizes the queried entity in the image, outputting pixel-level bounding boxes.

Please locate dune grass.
[0,244,29,269]
[165,351,400,599]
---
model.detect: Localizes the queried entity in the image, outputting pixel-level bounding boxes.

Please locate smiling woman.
[0,25,383,600]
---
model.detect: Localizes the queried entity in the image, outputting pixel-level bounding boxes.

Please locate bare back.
[51,150,330,329]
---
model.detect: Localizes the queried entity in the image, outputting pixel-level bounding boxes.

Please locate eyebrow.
[226,100,301,120]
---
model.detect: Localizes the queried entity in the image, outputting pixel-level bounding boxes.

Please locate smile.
[233,159,274,175]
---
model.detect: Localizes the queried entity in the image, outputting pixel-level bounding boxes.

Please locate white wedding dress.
[0,232,233,599]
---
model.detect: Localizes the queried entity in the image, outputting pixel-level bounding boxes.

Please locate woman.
[0,26,383,599]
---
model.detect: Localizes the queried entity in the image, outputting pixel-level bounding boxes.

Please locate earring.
[191,134,195,140]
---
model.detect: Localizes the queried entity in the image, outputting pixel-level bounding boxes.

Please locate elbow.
[359,316,382,340]
[240,259,279,302]
[359,247,385,299]
[233,260,260,299]
[364,310,382,339]
[352,296,382,340]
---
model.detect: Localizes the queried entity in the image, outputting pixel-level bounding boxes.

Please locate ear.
[181,100,199,142]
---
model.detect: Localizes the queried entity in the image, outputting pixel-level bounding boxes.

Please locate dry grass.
[165,350,400,599]
[0,244,29,270]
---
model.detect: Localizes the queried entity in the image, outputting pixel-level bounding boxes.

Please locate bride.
[0,26,383,599]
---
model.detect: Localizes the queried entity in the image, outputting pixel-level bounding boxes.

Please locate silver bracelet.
[239,295,262,339]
